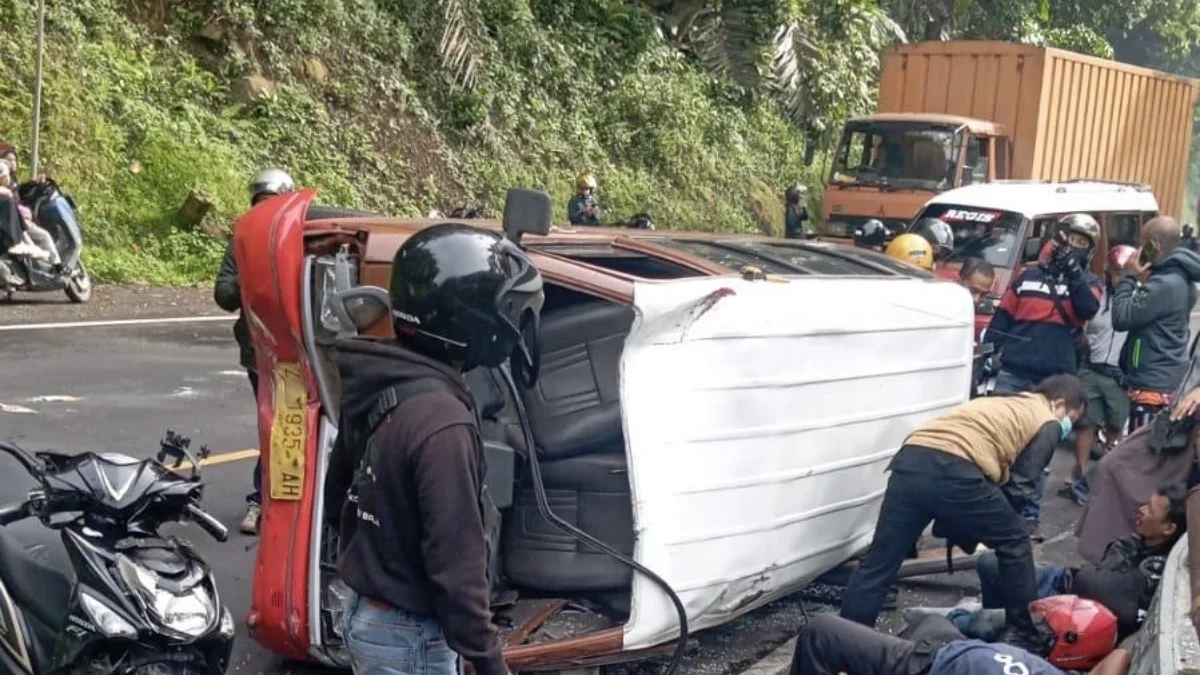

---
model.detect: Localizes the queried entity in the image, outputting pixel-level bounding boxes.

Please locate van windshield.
[910,204,1028,268]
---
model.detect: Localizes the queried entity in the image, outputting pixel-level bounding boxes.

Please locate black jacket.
[1069,535,1173,637]
[331,338,505,675]
[213,241,254,372]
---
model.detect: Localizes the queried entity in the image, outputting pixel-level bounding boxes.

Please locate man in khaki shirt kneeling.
[839,374,1086,655]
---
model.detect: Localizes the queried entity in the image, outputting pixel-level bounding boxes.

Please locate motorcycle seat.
[0,528,74,629]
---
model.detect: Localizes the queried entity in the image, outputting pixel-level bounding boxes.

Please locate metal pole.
[31,0,46,177]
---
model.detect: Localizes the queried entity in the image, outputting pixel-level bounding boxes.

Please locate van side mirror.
[331,286,391,334]
[1023,237,1044,262]
[502,188,552,245]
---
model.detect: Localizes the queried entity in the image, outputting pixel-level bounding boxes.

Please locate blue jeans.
[247,370,263,505]
[340,590,461,675]
[992,371,1050,522]
[975,549,1064,609]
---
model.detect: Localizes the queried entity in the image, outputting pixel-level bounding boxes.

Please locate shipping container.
[820,41,1200,238]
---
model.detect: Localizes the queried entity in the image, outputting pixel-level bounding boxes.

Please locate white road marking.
[0,403,37,414]
[27,395,82,403]
[171,387,201,398]
[217,370,246,376]
[0,315,234,332]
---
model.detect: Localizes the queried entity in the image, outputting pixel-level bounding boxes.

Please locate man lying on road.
[839,374,1087,652]
[789,612,1131,675]
[968,484,1184,638]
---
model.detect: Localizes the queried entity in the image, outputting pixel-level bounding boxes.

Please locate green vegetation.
[0,0,1197,284]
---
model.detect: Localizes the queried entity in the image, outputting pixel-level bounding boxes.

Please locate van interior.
[308,254,656,650]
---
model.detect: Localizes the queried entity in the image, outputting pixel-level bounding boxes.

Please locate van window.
[912,204,1027,268]
[1108,214,1140,248]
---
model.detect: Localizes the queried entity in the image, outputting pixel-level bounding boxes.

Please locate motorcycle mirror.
[157,430,208,481]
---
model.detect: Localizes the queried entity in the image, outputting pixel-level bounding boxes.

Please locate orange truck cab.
[820,41,1198,242]
[912,180,1160,338]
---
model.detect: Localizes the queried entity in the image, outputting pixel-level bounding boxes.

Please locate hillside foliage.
[0,0,1197,283]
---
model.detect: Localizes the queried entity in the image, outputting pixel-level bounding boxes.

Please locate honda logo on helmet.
[393,309,421,326]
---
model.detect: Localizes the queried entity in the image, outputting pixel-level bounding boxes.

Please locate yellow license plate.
[269,362,307,501]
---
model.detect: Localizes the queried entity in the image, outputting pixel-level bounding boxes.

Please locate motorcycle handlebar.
[0,502,28,526]
[185,502,229,542]
[0,441,45,481]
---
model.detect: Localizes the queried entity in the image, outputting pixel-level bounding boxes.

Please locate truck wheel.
[65,262,92,303]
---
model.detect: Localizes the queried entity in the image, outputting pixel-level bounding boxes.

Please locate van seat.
[503,301,636,597]
[521,302,634,461]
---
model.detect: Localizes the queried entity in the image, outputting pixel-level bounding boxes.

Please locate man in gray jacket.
[1112,216,1200,430]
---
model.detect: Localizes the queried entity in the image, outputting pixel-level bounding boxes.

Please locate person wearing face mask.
[982,214,1102,539]
[839,374,1088,654]
[1111,216,1200,431]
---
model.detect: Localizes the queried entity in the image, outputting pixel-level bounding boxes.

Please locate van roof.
[925,181,1160,220]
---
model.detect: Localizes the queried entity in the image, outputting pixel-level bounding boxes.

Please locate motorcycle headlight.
[117,555,217,639]
[79,591,137,639]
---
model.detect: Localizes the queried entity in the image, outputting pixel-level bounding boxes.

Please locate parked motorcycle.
[1,179,91,303]
[0,431,234,675]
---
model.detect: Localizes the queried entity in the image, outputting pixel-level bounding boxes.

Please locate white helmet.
[249,168,296,205]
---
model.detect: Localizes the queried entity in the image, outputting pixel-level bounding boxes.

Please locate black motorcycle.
[1,179,91,303]
[0,431,233,675]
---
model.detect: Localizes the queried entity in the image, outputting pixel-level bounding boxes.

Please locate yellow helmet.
[885,233,935,270]
[575,172,598,193]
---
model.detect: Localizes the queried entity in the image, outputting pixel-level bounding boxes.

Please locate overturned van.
[237,189,977,670]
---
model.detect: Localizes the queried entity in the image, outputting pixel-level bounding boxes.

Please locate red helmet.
[1030,595,1118,670]
[1108,245,1137,271]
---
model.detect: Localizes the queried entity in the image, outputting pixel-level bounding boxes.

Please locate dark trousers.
[247,370,263,505]
[790,613,963,675]
[839,447,1039,636]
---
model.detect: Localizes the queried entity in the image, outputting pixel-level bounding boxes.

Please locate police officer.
[329,223,543,675]
[214,168,297,535]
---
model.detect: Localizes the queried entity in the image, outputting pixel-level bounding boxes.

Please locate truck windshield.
[911,204,1028,268]
[831,121,963,191]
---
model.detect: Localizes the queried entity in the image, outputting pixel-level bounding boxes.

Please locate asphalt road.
[0,303,1091,675]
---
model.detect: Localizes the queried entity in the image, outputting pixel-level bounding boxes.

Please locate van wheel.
[65,262,91,303]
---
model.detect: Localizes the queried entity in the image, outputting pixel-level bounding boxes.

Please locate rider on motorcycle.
[0,161,57,264]
[568,172,601,226]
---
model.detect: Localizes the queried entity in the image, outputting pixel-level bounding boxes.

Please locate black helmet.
[914,217,954,259]
[854,219,887,249]
[389,223,545,377]
[785,184,805,204]
[627,212,655,230]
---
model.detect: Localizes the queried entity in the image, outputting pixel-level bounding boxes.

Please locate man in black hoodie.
[1113,216,1200,430]
[329,223,544,675]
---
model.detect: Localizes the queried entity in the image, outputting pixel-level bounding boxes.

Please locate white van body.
[619,275,974,647]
